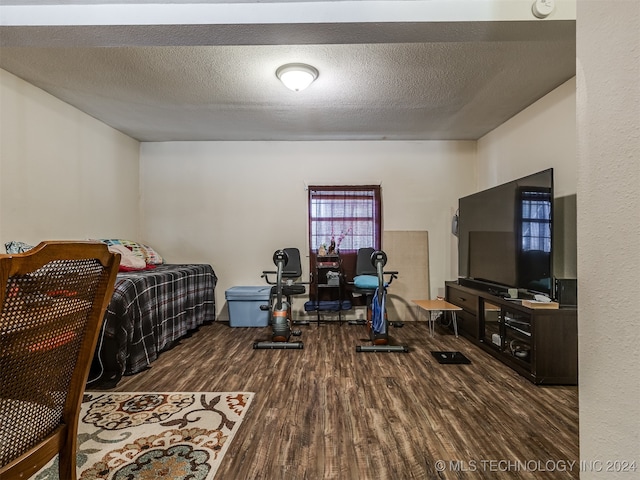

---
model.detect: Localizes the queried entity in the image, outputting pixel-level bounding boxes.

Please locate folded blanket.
[107,244,147,271]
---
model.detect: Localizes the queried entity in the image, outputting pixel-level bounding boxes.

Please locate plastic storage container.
[225,286,272,327]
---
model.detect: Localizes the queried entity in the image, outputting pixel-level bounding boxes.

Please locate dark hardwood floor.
[109,320,579,479]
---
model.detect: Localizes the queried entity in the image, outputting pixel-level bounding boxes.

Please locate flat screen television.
[457,168,554,297]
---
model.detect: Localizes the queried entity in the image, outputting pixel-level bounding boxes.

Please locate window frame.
[307,185,382,255]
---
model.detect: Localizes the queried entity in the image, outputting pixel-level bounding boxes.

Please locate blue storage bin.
[225,286,272,327]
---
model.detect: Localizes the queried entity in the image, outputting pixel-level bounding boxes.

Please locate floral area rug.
[33,391,254,480]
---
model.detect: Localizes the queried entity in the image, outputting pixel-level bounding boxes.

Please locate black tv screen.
[458,168,554,296]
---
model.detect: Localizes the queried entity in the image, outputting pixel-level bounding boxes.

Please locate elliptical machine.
[356,250,409,353]
[253,250,304,350]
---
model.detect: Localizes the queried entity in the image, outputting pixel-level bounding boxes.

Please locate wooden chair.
[0,241,120,480]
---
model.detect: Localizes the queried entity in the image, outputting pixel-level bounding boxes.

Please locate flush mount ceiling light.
[276,63,319,92]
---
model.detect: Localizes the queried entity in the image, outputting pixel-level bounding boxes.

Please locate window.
[520,189,552,252]
[308,186,381,253]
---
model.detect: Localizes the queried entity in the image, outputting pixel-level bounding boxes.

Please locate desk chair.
[0,241,120,480]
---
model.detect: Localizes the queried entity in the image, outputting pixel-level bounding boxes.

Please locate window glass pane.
[308,186,380,252]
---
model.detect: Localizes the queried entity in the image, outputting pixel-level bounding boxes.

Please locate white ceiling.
[0,1,576,142]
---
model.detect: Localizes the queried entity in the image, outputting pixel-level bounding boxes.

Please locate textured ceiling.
[0,1,576,142]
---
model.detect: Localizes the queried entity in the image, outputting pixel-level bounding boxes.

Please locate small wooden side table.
[412,299,462,337]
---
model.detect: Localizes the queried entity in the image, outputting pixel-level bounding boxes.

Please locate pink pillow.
[107,244,147,270]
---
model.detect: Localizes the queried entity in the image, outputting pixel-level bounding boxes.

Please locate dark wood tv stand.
[445,281,577,385]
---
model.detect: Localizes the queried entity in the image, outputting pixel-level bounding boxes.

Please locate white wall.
[477,77,577,197]
[140,140,476,317]
[0,69,141,246]
[477,78,578,279]
[577,1,640,477]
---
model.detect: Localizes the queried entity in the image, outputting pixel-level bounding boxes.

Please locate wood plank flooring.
[110,320,579,480]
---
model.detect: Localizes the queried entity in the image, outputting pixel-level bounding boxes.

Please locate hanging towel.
[371,286,387,336]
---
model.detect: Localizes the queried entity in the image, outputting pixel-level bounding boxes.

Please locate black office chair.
[262,247,308,325]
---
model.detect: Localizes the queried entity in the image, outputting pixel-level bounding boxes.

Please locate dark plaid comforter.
[90,264,216,387]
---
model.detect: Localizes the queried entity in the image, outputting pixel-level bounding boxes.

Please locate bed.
[88,263,217,388]
[4,239,217,389]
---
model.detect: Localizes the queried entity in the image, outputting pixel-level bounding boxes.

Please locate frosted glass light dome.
[276,63,319,92]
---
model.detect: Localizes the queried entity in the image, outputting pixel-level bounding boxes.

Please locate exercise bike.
[355,250,409,353]
[253,249,304,350]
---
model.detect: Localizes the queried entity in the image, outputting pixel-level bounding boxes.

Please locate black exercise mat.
[431,351,471,364]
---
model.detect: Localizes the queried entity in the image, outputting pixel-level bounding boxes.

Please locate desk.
[412,299,462,337]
